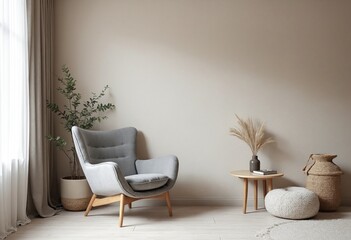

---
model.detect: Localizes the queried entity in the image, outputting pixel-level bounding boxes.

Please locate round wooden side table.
[230,170,284,214]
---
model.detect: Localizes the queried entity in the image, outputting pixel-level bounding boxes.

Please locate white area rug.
[256,219,351,240]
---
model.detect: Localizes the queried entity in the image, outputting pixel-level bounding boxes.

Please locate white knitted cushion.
[265,187,320,219]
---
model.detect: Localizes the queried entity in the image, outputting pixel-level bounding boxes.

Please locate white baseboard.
[130,197,265,207]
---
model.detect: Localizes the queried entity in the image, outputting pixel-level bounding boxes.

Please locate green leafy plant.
[47,65,116,178]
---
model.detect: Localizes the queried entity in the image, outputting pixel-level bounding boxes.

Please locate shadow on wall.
[136,131,150,160]
[341,169,351,206]
[261,131,296,172]
[275,177,300,189]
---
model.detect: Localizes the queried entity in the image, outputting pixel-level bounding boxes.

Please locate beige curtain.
[27,0,58,217]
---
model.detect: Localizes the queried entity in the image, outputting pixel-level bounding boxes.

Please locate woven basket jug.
[303,154,342,211]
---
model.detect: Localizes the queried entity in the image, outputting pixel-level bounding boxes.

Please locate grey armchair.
[72,126,179,227]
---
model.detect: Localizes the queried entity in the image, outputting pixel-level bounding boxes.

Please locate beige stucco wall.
[54,0,351,206]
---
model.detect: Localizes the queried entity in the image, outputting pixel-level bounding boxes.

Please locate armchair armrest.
[84,162,133,196]
[135,155,179,181]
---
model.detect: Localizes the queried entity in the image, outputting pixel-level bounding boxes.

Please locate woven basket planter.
[303,154,342,211]
[60,177,92,211]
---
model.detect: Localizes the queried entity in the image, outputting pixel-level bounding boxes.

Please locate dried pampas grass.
[230,114,274,155]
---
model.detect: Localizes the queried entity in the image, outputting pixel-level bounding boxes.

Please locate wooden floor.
[7,205,351,240]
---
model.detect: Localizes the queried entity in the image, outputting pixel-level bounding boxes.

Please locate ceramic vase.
[250,155,260,172]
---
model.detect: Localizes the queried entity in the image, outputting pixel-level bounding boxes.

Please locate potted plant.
[229,114,274,172]
[47,65,115,210]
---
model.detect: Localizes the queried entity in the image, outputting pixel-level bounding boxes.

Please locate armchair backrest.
[72,126,138,176]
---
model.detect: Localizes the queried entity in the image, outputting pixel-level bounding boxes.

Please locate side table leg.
[267,179,273,192]
[243,178,248,214]
[263,180,267,196]
[263,180,267,208]
[254,180,258,210]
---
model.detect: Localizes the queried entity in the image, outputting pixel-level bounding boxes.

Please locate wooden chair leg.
[85,193,172,227]
[165,191,173,217]
[119,194,125,227]
[85,194,96,216]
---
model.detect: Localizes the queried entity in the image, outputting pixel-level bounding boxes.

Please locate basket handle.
[303,154,315,175]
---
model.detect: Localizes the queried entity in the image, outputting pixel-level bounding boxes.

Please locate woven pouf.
[265,187,320,219]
